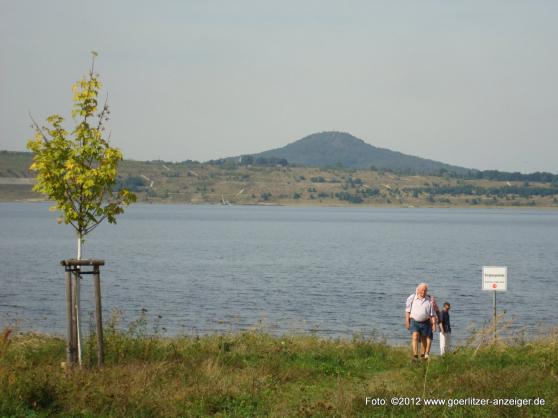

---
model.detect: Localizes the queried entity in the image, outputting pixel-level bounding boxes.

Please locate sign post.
[482,266,507,341]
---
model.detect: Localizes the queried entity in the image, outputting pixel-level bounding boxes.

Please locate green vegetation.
[26,53,135,245]
[407,184,558,199]
[117,175,149,192]
[1,323,556,417]
[2,151,558,208]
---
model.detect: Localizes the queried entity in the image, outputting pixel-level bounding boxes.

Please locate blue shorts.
[410,319,433,339]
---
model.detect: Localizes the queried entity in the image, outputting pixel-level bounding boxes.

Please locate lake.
[1,203,557,352]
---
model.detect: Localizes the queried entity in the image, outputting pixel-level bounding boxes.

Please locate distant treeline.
[405,184,558,198]
[240,155,289,166]
[208,155,289,167]
[371,166,558,183]
[463,170,558,183]
[208,155,558,182]
[115,175,148,192]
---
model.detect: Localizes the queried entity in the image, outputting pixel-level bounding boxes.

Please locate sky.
[1,1,557,173]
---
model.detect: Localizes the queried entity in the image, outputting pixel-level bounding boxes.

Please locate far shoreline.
[2,198,558,211]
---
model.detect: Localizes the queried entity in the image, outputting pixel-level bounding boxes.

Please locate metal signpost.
[482,266,507,341]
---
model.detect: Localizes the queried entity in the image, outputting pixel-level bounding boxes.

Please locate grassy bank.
[1,325,557,417]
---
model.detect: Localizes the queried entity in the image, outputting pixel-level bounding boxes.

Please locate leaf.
[26,53,136,239]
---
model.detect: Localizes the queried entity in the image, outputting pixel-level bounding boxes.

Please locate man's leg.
[412,332,420,357]
[420,336,427,357]
[446,333,451,353]
[425,337,432,358]
[440,332,446,355]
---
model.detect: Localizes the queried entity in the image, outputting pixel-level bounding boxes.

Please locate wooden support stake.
[93,265,104,367]
[71,271,79,365]
[61,259,106,368]
[65,269,74,367]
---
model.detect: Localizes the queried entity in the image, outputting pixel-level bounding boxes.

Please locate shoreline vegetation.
[1,318,557,417]
[2,151,558,209]
[4,200,558,211]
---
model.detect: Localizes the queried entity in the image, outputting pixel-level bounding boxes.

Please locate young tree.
[27,52,136,365]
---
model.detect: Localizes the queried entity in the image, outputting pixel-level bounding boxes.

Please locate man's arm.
[429,300,436,330]
[405,295,413,330]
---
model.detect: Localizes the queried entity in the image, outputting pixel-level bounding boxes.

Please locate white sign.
[482,266,507,291]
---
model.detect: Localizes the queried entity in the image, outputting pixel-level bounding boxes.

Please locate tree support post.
[73,271,81,366]
[61,259,105,368]
[93,265,104,367]
[65,268,75,367]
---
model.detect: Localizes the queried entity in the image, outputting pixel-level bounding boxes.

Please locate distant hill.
[249,131,472,175]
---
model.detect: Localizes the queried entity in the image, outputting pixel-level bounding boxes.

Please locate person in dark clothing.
[439,302,451,355]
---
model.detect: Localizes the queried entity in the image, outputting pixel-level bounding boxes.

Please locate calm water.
[1,203,557,350]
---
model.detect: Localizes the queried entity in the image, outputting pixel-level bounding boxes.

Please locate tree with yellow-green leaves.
[27,52,135,256]
[27,52,135,365]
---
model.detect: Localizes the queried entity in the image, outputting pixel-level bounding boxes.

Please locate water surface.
[1,203,557,351]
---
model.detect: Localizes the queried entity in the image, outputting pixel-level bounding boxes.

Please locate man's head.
[416,283,428,298]
[444,302,450,310]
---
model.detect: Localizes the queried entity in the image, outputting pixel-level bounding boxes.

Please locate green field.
[1,319,557,417]
[2,151,558,208]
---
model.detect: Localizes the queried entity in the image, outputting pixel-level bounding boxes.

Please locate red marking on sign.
[492,283,497,289]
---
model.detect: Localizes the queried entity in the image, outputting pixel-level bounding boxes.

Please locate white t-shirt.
[405,294,435,322]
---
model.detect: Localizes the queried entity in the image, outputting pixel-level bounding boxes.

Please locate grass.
[1,319,557,418]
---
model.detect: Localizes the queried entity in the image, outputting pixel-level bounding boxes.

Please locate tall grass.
[1,316,557,417]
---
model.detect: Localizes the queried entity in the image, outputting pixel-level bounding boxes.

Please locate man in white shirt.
[405,283,437,360]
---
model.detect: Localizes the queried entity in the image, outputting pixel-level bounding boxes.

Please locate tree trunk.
[76,234,83,367]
